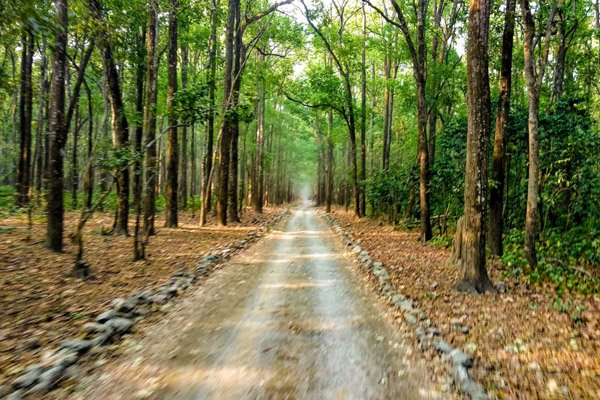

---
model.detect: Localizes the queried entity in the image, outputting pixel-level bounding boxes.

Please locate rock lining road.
[73,205,446,400]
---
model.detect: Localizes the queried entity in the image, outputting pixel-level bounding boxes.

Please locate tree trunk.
[520,0,557,270]
[416,78,432,241]
[16,28,34,207]
[488,0,515,257]
[253,53,265,213]
[143,0,159,236]
[179,44,188,209]
[456,0,494,293]
[382,55,391,170]
[133,27,146,260]
[90,0,130,236]
[165,0,179,228]
[227,2,243,224]
[33,39,49,193]
[325,110,334,213]
[84,81,94,210]
[46,0,68,252]
[359,3,367,217]
[203,0,219,216]
[216,0,238,226]
[70,105,79,209]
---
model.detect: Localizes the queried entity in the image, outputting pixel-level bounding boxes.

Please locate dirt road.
[74,206,445,399]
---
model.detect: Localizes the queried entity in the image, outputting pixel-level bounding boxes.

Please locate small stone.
[404,315,418,326]
[150,294,168,304]
[396,299,413,312]
[112,297,137,313]
[60,339,92,354]
[82,322,106,334]
[427,327,441,336]
[34,366,64,391]
[391,293,405,303]
[96,310,115,323]
[496,280,507,293]
[434,340,453,354]
[430,281,439,290]
[450,348,473,368]
[23,336,41,350]
[107,317,134,333]
[6,389,24,400]
[50,350,79,368]
[12,366,42,389]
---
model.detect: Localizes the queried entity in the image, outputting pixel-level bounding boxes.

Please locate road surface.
[75,205,445,400]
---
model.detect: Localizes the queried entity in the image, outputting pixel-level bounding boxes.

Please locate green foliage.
[502,229,599,295]
[366,170,409,224]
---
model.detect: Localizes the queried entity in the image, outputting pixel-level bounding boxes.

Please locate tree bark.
[489,0,515,257]
[33,39,49,193]
[359,3,367,217]
[456,0,494,293]
[16,28,34,207]
[143,0,159,236]
[202,0,219,217]
[520,0,557,270]
[179,44,188,209]
[253,53,266,213]
[216,0,238,226]
[90,0,130,236]
[165,0,179,228]
[46,0,68,252]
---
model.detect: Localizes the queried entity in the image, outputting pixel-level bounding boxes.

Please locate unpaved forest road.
[75,205,444,400]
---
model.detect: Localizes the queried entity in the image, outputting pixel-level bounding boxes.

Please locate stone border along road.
[325,215,490,400]
[0,210,288,400]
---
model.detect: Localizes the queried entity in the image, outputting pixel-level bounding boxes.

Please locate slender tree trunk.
[489,0,515,257]
[203,0,219,216]
[133,28,146,260]
[227,2,243,224]
[143,0,159,236]
[84,81,94,210]
[359,3,367,217]
[165,0,179,228]
[46,0,68,252]
[325,110,334,213]
[416,78,432,241]
[382,55,392,170]
[16,28,34,207]
[216,0,238,226]
[179,44,188,209]
[253,53,265,213]
[520,0,557,270]
[70,105,79,209]
[34,40,48,193]
[90,0,130,235]
[457,0,494,293]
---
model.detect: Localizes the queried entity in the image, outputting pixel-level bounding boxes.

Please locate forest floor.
[0,205,279,390]
[329,208,600,400]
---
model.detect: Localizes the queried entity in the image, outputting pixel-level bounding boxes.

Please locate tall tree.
[201,0,219,223]
[46,0,69,251]
[15,27,34,207]
[301,0,361,218]
[520,0,558,269]
[90,0,131,235]
[165,0,179,228]
[143,0,159,236]
[359,2,367,217]
[365,0,432,240]
[488,0,515,257]
[457,0,494,293]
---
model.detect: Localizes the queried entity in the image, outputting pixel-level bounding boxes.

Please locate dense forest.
[0,0,598,292]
